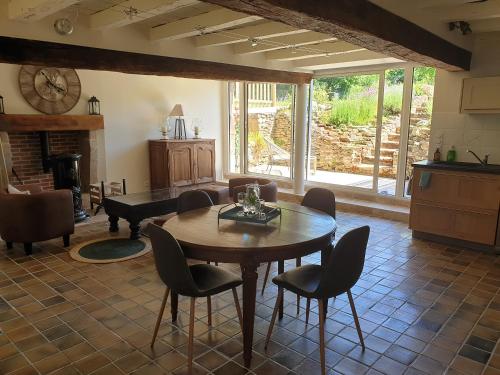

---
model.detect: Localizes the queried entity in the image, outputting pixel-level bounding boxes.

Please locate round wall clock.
[19,65,81,115]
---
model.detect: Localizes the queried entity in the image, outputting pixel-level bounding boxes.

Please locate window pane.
[307,74,379,189]
[378,69,404,196]
[405,67,435,197]
[246,83,294,178]
[229,82,241,173]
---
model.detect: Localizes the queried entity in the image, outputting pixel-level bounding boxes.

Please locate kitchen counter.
[413,160,500,175]
[409,162,500,253]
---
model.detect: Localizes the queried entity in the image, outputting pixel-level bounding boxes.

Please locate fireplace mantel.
[0,114,104,132]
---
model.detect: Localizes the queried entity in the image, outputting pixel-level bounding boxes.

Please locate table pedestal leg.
[278,260,284,320]
[171,292,178,322]
[241,262,258,368]
[109,215,119,232]
[129,220,141,240]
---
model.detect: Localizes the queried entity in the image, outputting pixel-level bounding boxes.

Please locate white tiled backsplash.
[429,112,500,164]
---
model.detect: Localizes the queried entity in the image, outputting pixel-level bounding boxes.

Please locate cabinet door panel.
[149,142,168,190]
[168,145,194,187]
[194,143,215,184]
[411,203,455,236]
[462,77,500,112]
[454,211,497,245]
[412,169,500,211]
[412,169,459,206]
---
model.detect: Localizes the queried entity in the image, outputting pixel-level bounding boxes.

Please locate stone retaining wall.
[241,105,430,178]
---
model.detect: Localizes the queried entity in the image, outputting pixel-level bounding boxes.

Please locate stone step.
[362,155,393,166]
[354,163,394,174]
[381,141,399,149]
[388,133,400,142]
[380,148,397,157]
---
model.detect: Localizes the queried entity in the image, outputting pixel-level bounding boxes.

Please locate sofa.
[0,188,75,255]
[228,177,278,203]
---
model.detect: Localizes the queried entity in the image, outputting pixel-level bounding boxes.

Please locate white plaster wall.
[430,33,500,164]
[0,63,224,193]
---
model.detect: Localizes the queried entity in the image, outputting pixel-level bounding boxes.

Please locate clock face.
[19,65,81,115]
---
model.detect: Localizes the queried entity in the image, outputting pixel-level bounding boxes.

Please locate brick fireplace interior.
[8,131,90,191]
[0,114,104,195]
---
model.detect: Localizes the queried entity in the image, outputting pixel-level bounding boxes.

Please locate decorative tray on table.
[217,203,281,225]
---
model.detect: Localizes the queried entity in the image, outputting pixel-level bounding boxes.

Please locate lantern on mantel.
[88,96,100,115]
[0,95,4,114]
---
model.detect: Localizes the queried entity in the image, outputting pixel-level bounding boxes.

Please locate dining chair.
[264,225,370,375]
[261,188,336,317]
[148,224,243,372]
[177,190,214,214]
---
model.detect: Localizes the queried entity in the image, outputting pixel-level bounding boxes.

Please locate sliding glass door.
[245,82,295,178]
[307,73,381,189]
[306,67,435,197]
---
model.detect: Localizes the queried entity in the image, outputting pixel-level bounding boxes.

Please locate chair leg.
[207,296,212,326]
[188,297,196,372]
[261,262,271,296]
[347,290,365,350]
[264,290,283,350]
[6,241,12,249]
[231,288,243,332]
[296,257,301,315]
[318,299,326,375]
[63,234,70,247]
[305,298,311,325]
[151,288,170,347]
[24,243,32,256]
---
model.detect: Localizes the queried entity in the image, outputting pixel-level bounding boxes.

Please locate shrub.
[325,93,377,127]
[383,85,403,116]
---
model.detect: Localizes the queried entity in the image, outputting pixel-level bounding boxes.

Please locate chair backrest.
[229,178,277,203]
[147,224,199,295]
[317,226,370,298]
[301,188,336,219]
[177,190,213,214]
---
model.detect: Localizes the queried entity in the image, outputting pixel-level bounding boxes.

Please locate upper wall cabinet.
[461,76,500,113]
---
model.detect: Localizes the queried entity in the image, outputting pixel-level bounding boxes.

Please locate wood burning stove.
[49,153,88,222]
[38,131,88,222]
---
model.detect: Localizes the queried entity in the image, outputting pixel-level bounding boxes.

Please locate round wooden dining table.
[163,201,336,368]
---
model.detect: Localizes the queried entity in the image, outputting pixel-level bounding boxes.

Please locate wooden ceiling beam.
[233,31,336,54]
[293,50,392,68]
[265,41,363,61]
[418,0,474,8]
[427,0,500,21]
[8,0,79,21]
[194,21,303,47]
[0,36,312,84]
[202,0,471,71]
[150,8,260,41]
[89,0,198,30]
[470,18,500,33]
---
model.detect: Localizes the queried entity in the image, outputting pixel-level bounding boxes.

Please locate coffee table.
[104,188,177,240]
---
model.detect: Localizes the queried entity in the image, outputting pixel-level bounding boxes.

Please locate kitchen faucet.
[467,149,489,165]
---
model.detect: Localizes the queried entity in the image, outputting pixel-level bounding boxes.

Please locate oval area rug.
[70,237,149,264]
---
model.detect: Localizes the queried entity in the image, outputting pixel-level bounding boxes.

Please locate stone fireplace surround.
[0,114,104,193]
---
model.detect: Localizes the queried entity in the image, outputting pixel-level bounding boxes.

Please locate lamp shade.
[169,104,184,117]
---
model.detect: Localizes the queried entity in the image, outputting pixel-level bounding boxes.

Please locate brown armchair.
[0,189,75,255]
[228,177,278,203]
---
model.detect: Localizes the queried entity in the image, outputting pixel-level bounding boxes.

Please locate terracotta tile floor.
[0,211,499,374]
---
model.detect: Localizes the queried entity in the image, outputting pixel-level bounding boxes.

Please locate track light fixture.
[250,38,258,47]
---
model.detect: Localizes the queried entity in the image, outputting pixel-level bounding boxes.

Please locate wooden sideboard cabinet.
[410,163,500,250]
[149,139,215,189]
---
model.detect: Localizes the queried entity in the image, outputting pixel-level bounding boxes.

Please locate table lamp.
[170,104,186,139]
